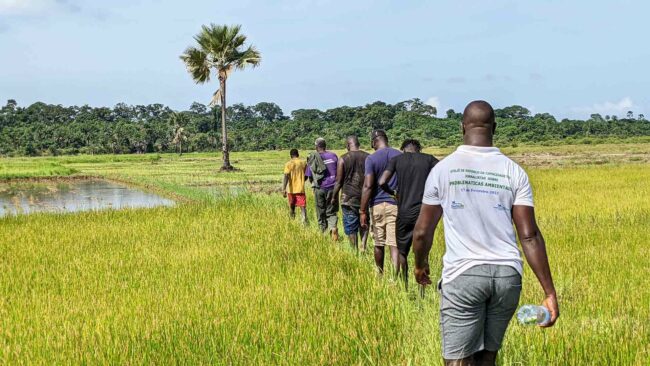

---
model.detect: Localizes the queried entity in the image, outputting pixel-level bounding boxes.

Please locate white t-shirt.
[422,145,534,284]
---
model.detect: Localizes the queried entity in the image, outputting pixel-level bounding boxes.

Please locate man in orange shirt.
[283,149,308,224]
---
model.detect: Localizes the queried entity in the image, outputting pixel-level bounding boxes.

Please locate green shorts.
[439,264,522,360]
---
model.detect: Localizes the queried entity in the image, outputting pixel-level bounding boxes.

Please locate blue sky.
[0,0,647,119]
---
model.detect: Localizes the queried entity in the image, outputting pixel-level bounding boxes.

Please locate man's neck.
[375,143,388,151]
[463,136,493,147]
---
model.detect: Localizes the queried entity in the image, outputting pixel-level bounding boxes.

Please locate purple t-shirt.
[306,151,338,190]
[365,147,401,206]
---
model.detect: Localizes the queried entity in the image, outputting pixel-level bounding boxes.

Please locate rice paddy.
[1,143,649,365]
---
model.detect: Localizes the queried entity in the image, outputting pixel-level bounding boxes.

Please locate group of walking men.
[283,129,434,282]
[282,100,559,366]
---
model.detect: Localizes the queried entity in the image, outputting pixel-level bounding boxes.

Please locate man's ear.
[493,121,497,134]
[460,121,465,136]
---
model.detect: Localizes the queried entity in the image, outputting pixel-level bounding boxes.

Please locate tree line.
[0,98,648,157]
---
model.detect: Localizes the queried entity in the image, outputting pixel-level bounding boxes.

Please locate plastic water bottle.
[516,305,551,325]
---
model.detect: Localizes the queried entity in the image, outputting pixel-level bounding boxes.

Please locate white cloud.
[425,96,443,113]
[0,0,53,14]
[571,97,637,116]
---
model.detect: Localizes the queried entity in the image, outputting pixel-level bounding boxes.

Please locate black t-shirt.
[386,152,439,218]
[341,150,370,207]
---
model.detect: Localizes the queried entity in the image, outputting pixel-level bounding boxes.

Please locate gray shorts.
[439,264,522,360]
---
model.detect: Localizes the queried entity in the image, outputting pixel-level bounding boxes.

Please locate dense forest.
[0,98,648,156]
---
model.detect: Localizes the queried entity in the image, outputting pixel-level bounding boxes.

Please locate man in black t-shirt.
[331,136,370,252]
[378,139,438,287]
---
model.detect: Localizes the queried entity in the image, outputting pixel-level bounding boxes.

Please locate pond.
[0,179,175,217]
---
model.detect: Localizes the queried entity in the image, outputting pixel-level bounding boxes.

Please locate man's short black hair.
[371,129,388,143]
[290,148,299,157]
[401,139,422,152]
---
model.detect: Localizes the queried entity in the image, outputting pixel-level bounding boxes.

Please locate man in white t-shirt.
[412,100,559,365]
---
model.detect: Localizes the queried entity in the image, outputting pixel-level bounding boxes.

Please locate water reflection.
[0,179,175,217]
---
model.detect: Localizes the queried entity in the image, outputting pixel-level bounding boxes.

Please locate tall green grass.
[0,198,440,364]
[1,146,649,364]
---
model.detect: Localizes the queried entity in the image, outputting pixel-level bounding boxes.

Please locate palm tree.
[180,24,261,170]
[169,112,189,155]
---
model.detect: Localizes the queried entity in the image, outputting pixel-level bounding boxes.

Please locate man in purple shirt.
[360,130,401,274]
[306,137,340,241]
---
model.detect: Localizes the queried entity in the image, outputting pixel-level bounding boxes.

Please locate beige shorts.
[371,202,398,247]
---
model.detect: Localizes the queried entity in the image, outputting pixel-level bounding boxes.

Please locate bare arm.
[412,204,443,285]
[378,169,396,197]
[330,158,345,205]
[282,174,290,197]
[359,173,374,230]
[305,156,313,184]
[512,205,559,327]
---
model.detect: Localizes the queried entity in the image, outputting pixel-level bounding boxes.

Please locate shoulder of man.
[439,149,460,162]
[509,158,530,180]
[425,153,440,165]
[364,154,374,170]
[495,151,527,173]
[501,152,521,167]
[321,151,336,161]
[385,153,402,172]
[429,154,452,173]
[388,153,403,165]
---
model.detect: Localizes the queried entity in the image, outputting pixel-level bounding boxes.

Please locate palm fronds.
[181,24,260,79]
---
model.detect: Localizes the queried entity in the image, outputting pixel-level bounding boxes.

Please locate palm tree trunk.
[219,76,232,170]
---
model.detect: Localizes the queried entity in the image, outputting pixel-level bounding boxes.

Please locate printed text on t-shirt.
[449,169,512,192]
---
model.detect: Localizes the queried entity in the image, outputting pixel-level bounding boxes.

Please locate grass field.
[1,144,649,364]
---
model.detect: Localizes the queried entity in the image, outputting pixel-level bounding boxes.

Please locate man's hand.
[414,264,431,286]
[360,174,374,231]
[329,196,338,207]
[540,293,559,328]
[412,204,442,288]
[513,205,559,328]
[282,174,290,198]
